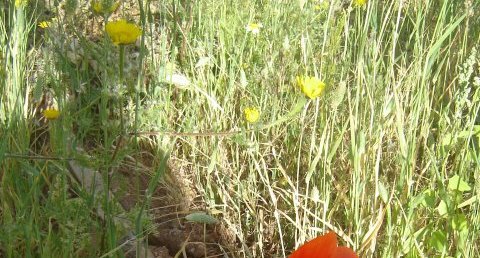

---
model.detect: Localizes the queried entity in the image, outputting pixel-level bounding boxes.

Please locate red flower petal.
[334,246,359,258]
[289,232,338,258]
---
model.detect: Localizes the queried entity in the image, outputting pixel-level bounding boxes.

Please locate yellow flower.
[15,0,28,7]
[43,108,60,120]
[91,1,120,15]
[296,75,326,99]
[244,107,260,123]
[38,21,51,29]
[105,20,142,46]
[246,23,263,34]
[353,0,367,7]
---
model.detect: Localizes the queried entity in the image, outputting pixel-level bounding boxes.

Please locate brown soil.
[111,142,234,258]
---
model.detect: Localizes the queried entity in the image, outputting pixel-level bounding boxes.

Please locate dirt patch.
[109,139,234,258]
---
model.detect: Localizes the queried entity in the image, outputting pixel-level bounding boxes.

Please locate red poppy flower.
[289,231,358,258]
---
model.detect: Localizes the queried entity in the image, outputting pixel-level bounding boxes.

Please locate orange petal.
[334,246,359,258]
[289,231,338,258]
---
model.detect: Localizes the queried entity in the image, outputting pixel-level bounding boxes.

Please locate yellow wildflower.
[38,21,51,29]
[296,75,326,99]
[353,0,367,7]
[43,108,60,120]
[246,23,263,34]
[91,1,120,15]
[15,0,28,7]
[244,107,260,123]
[105,20,142,45]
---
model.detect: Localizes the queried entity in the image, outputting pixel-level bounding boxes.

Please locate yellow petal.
[43,109,60,120]
[38,21,51,28]
[244,107,260,123]
[105,20,142,45]
[296,75,326,99]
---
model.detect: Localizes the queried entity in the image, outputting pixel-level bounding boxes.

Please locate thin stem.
[118,45,125,132]
[119,44,125,82]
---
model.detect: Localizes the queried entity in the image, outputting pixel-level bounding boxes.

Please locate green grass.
[1,0,479,257]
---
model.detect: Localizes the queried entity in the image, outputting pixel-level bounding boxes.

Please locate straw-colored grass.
[0,0,479,257]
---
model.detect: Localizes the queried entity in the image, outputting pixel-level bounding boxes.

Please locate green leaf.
[439,133,456,147]
[426,14,466,72]
[440,126,480,147]
[457,125,480,138]
[231,133,247,146]
[448,175,471,192]
[185,212,219,224]
[378,181,389,204]
[429,231,447,252]
[327,121,348,163]
[421,189,436,208]
[451,214,468,234]
[437,200,448,216]
[453,214,469,252]
[358,130,366,155]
